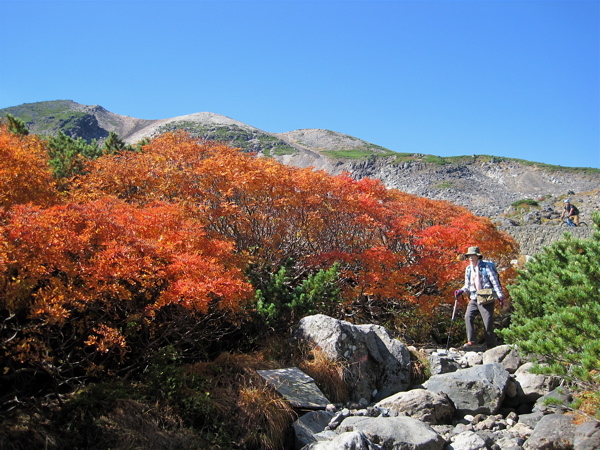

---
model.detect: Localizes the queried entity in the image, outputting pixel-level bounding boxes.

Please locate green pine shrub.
[255,262,341,330]
[500,212,600,396]
[47,131,102,178]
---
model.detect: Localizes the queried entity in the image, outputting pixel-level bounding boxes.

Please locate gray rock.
[459,351,484,367]
[510,422,535,440]
[483,345,523,374]
[446,430,487,450]
[431,424,454,441]
[474,415,498,431]
[533,387,573,414]
[338,416,445,450]
[375,389,454,425]
[573,420,600,450]
[327,408,351,430]
[505,377,519,398]
[294,410,335,449]
[302,430,381,450]
[257,367,331,409]
[423,363,510,415]
[294,314,411,402]
[492,434,526,450]
[514,363,560,403]
[429,352,462,375]
[523,413,576,449]
[518,411,545,429]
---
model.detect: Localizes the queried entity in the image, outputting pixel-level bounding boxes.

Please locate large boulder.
[482,345,523,374]
[294,314,411,402]
[523,413,576,449]
[423,363,510,415]
[302,430,380,450]
[336,416,445,450]
[374,389,454,425]
[574,420,600,450]
[293,410,335,450]
[514,362,561,404]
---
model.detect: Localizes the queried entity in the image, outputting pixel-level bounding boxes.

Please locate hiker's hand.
[498,298,504,307]
[454,289,464,297]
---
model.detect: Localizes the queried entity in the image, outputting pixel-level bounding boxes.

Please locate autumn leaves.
[0,125,517,381]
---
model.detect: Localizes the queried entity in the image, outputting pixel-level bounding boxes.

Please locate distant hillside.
[1,100,598,219]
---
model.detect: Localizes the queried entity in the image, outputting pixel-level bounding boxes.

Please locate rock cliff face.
[288,155,598,218]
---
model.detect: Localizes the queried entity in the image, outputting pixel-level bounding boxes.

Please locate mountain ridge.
[1,100,598,220]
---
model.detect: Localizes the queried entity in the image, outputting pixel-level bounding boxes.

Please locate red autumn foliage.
[0,127,518,402]
[0,122,57,209]
[0,197,252,386]
[75,131,517,310]
[3,198,251,318]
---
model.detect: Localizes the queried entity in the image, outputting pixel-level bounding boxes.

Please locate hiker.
[454,246,504,349]
[561,198,580,226]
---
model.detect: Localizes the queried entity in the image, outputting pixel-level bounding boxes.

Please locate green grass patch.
[506,158,600,174]
[434,180,453,190]
[390,153,452,165]
[511,198,539,208]
[321,148,386,159]
[423,155,449,165]
[319,142,396,160]
[0,100,91,135]
[387,152,600,173]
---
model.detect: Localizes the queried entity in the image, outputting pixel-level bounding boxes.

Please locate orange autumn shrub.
[0,127,519,403]
[0,123,57,209]
[74,131,517,320]
[0,197,252,392]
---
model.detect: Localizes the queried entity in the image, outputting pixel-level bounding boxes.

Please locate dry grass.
[236,380,297,450]
[408,347,430,385]
[0,396,205,450]
[0,342,349,449]
[298,347,349,403]
[572,390,600,423]
[93,399,202,449]
[186,351,297,449]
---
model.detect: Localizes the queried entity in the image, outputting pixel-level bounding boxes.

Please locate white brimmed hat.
[464,246,482,257]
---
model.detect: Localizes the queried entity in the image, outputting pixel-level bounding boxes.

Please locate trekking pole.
[445,293,460,352]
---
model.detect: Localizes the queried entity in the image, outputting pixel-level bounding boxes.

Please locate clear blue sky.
[1,0,598,169]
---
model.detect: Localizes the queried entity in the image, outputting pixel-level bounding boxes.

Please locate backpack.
[482,260,499,279]
[565,203,579,215]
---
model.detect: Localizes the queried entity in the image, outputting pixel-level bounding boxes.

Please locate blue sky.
[1,0,598,169]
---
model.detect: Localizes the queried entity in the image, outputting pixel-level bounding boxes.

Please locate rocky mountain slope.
[1,100,598,220]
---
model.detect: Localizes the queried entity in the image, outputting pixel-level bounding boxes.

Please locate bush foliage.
[0,121,521,444]
[1,124,518,386]
[500,212,600,392]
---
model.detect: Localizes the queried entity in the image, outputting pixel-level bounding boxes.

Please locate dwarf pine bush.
[500,211,600,390]
[255,263,340,328]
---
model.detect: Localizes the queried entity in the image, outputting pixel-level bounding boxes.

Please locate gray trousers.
[465,297,496,348]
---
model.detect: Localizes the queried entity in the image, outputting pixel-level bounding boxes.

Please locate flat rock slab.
[257,367,331,409]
